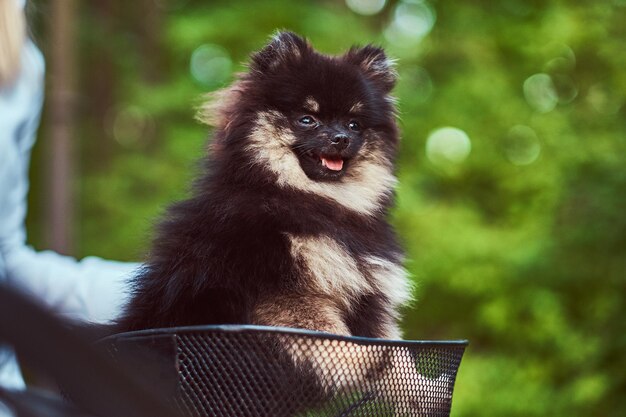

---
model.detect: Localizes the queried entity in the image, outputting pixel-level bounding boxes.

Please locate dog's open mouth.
[302,150,347,178]
[321,156,344,171]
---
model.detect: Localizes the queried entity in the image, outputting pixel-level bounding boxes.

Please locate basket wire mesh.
[100,325,467,417]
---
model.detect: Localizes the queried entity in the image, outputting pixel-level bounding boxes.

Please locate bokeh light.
[190,44,232,88]
[345,0,386,15]
[385,0,436,47]
[523,73,558,113]
[543,44,578,105]
[108,105,155,149]
[426,127,471,165]
[543,43,576,72]
[501,125,541,166]
[587,83,623,115]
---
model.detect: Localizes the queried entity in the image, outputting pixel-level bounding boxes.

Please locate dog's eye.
[348,121,361,132]
[298,116,316,126]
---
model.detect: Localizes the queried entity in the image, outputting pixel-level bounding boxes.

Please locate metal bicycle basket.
[100,325,467,417]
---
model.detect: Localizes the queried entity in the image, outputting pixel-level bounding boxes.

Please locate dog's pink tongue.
[321,157,344,171]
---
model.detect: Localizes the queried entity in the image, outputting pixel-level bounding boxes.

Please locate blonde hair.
[0,0,26,87]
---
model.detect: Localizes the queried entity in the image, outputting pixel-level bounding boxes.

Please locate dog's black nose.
[331,134,350,150]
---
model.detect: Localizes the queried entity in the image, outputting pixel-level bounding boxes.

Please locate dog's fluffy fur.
[116,32,415,413]
[117,32,411,336]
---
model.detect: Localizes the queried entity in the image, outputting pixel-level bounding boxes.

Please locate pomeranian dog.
[116,32,419,414]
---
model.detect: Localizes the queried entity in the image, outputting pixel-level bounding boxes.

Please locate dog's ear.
[250,31,310,73]
[345,45,397,93]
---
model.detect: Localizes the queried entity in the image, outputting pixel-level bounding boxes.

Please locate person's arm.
[4,248,139,324]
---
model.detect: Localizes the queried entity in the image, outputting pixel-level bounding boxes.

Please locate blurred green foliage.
[27,0,626,415]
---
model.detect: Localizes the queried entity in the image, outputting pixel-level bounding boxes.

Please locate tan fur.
[287,234,412,316]
[283,232,412,389]
[252,294,357,390]
[385,95,399,108]
[360,55,398,87]
[253,294,423,405]
[254,293,436,410]
[196,81,247,130]
[252,229,413,394]
[303,96,320,113]
[272,33,304,60]
[252,295,391,393]
[288,234,372,305]
[364,256,413,309]
[262,31,306,70]
[252,295,346,334]
[248,111,397,216]
[363,255,413,340]
[350,101,363,113]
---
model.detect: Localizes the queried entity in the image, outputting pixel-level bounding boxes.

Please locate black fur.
[116,31,403,337]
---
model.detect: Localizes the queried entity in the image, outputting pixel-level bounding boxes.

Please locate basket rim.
[101,324,469,348]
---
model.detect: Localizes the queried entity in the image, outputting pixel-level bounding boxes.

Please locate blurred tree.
[45,0,77,254]
[87,0,116,167]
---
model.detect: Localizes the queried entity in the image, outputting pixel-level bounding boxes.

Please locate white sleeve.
[4,246,139,323]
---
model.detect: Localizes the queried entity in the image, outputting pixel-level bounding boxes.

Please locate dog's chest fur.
[286,233,411,311]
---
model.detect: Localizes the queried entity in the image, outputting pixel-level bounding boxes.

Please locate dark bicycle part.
[0,386,93,417]
[0,284,181,417]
